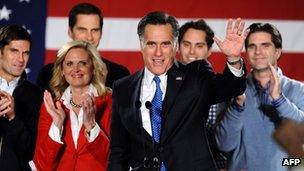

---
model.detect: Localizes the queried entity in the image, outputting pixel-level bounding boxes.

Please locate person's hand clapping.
[82,93,96,132]
[43,90,66,129]
[0,90,15,121]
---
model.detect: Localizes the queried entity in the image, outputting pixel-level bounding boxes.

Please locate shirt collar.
[276,67,283,78]
[253,78,269,93]
[0,76,20,86]
[143,67,167,86]
[0,76,21,95]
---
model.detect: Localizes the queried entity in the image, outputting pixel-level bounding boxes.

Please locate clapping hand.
[43,90,66,129]
[214,18,249,61]
[268,63,281,100]
[0,91,15,121]
[82,93,96,132]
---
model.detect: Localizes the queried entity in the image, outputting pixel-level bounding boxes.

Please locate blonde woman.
[34,40,111,171]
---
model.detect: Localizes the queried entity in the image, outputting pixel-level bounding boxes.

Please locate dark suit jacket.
[0,73,43,171]
[103,57,130,88]
[108,60,246,171]
[36,57,130,91]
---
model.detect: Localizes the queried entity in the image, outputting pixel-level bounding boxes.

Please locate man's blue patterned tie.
[151,76,166,171]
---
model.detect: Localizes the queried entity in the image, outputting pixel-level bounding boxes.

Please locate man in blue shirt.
[216,23,304,171]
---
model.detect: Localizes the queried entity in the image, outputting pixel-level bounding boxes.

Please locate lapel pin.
[176,76,182,80]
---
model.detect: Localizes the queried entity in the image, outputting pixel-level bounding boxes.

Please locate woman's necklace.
[70,91,82,108]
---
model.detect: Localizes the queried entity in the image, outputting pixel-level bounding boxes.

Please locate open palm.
[268,63,281,100]
[214,18,249,59]
[43,91,66,128]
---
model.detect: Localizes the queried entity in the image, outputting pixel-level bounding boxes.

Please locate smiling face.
[68,14,102,48]
[179,28,211,64]
[0,40,30,82]
[246,32,281,70]
[62,47,93,89]
[140,24,176,75]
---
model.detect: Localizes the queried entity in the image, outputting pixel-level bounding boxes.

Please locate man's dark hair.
[245,23,282,50]
[137,11,179,41]
[178,19,214,49]
[68,3,104,30]
[0,24,31,51]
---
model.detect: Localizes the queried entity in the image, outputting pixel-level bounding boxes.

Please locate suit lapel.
[161,62,185,143]
[120,70,151,141]
[128,70,143,110]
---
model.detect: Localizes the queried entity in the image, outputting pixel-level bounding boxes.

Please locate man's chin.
[187,58,197,62]
[153,70,166,76]
[186,57,204,64]
[253,66,270,73]
[12,71,24,77]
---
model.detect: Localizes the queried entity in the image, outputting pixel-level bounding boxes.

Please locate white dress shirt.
[0,76,20,95]
[140,67,167,136]
[139,62,243,135]
[48,84,100,148]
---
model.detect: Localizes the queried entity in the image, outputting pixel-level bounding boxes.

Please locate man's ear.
[0,48,3,57]
[206,48,212,59]
[68,27,73,39]
[275,48,282,60]
[139,39,145,53]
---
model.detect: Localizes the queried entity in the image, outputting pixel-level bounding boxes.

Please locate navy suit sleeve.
[195,59,247,104]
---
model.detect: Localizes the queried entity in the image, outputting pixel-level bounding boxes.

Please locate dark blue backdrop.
[0,0,46,83]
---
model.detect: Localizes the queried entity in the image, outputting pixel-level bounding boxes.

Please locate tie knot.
[153,76,161,84]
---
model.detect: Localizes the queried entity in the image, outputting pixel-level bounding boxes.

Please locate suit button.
[159,146,164,153]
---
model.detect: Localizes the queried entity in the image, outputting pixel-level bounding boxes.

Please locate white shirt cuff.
[29,160,37,171]
[48,122,64,144]
[227,62,244,77]
[86,123,101,142]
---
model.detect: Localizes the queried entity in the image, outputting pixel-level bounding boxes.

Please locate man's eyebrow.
[181,40,191,44]
[9,47,19,51]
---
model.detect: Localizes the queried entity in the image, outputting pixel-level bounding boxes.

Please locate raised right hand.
[43,90,66,129]
[214,18,249,60]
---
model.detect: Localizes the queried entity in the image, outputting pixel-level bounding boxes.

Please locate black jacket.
[0,73,43,171]
[108,60,246,171]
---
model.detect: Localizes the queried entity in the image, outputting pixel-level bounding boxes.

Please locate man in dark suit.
[178,19,227,170]
[36,3,130,90]
[0,25,42,171]
[108,11,248,171]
